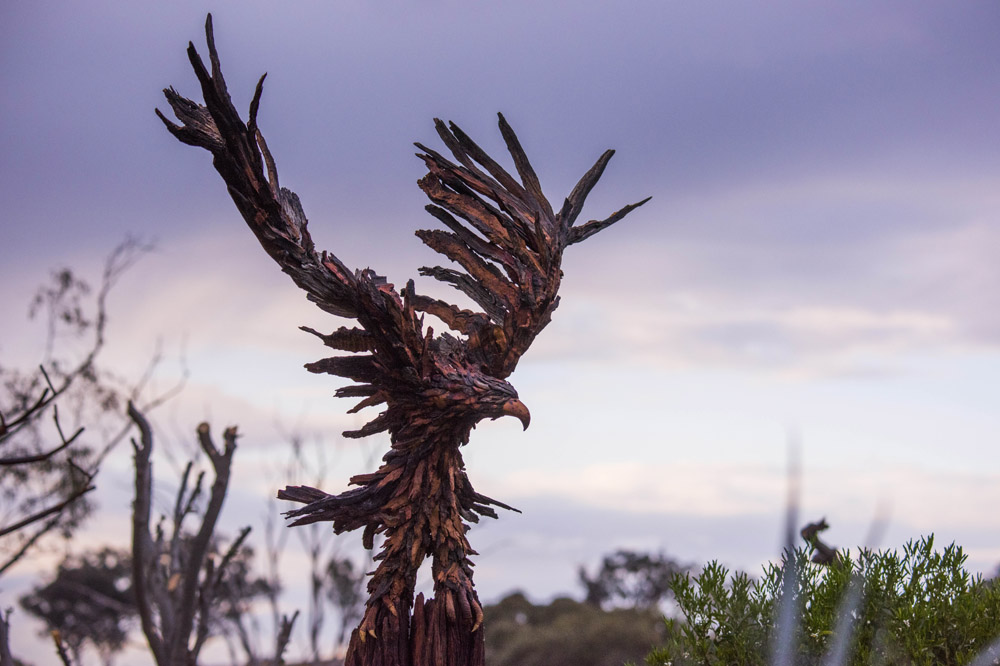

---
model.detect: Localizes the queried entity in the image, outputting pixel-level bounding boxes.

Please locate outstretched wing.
[412,117,650,379]
[158,15,648,443]
[157,16,432,439]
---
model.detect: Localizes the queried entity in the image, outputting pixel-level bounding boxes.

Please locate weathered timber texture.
[158,14,648,666]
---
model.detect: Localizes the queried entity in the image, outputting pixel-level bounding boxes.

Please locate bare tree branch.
[0,404,83,465]
[0,515,62,578]
[128,401,166,666]
[0,479,94,539]
[50,630,76,666]
[0,390,96,538]
[0,367,56,441]
[1,393,95,540]
[275,610,300,665]
[128,401,251,666]
[1,239,159,577]
[192,525,252,658]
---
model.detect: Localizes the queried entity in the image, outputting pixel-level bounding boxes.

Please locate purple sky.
[3,2,1000,662]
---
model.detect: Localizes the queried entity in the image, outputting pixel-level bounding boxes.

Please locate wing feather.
[157,16,427,439]
[414,113,649,377]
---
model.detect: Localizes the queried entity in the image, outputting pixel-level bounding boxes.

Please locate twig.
[50,630,74,666]
[0,400,92,546]
[212,525,253,589]
[0,515,61,577]
[192,526,253,658]
[87,340,189,471]
[0,366,60,444]
[0,480,95,538]
[274,610,300,665]
[0,405,83,465]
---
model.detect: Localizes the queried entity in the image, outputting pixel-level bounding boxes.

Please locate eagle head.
[482,378,531,431]
[432,369,531,431]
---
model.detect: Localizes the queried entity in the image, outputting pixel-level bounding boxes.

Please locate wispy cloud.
[493,460,1000,532]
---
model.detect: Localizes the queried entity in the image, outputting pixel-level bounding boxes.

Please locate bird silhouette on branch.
[158,15,648,666]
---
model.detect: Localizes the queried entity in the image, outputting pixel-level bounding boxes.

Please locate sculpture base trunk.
[343,443,487,666]
[343,590,485,666]
[411,591,486,666]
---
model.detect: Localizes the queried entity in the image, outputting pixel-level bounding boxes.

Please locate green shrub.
[644,536,1000,666]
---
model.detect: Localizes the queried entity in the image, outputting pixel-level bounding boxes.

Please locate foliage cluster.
[18,548,134,665]
[645,536,1000,666]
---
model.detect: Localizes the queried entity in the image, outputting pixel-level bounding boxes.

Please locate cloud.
[534,295,958,376]
[492,460,1000,532]
[5,1,998,267]
[523,166,1000,376]
[4,1,998,383]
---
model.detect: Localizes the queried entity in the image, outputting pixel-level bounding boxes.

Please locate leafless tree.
[0,367,96,572]
[0,239,154,577]
[128,403,297,666]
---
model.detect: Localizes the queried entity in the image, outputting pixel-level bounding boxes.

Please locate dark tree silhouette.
[19,547,135,666]
[0,365,95,573]
[158,15,647,666]
[578,550,687,610]
[0,244,142,577]
[0,239,172,579]
[483,592,665,666]
[127,406,296,666]
[327,553,367,651]
[211,540,285,665]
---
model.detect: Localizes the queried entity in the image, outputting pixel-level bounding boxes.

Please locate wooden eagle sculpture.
[158,15,648,666]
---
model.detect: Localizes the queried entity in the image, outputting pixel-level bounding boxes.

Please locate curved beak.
[501,399,531,430]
